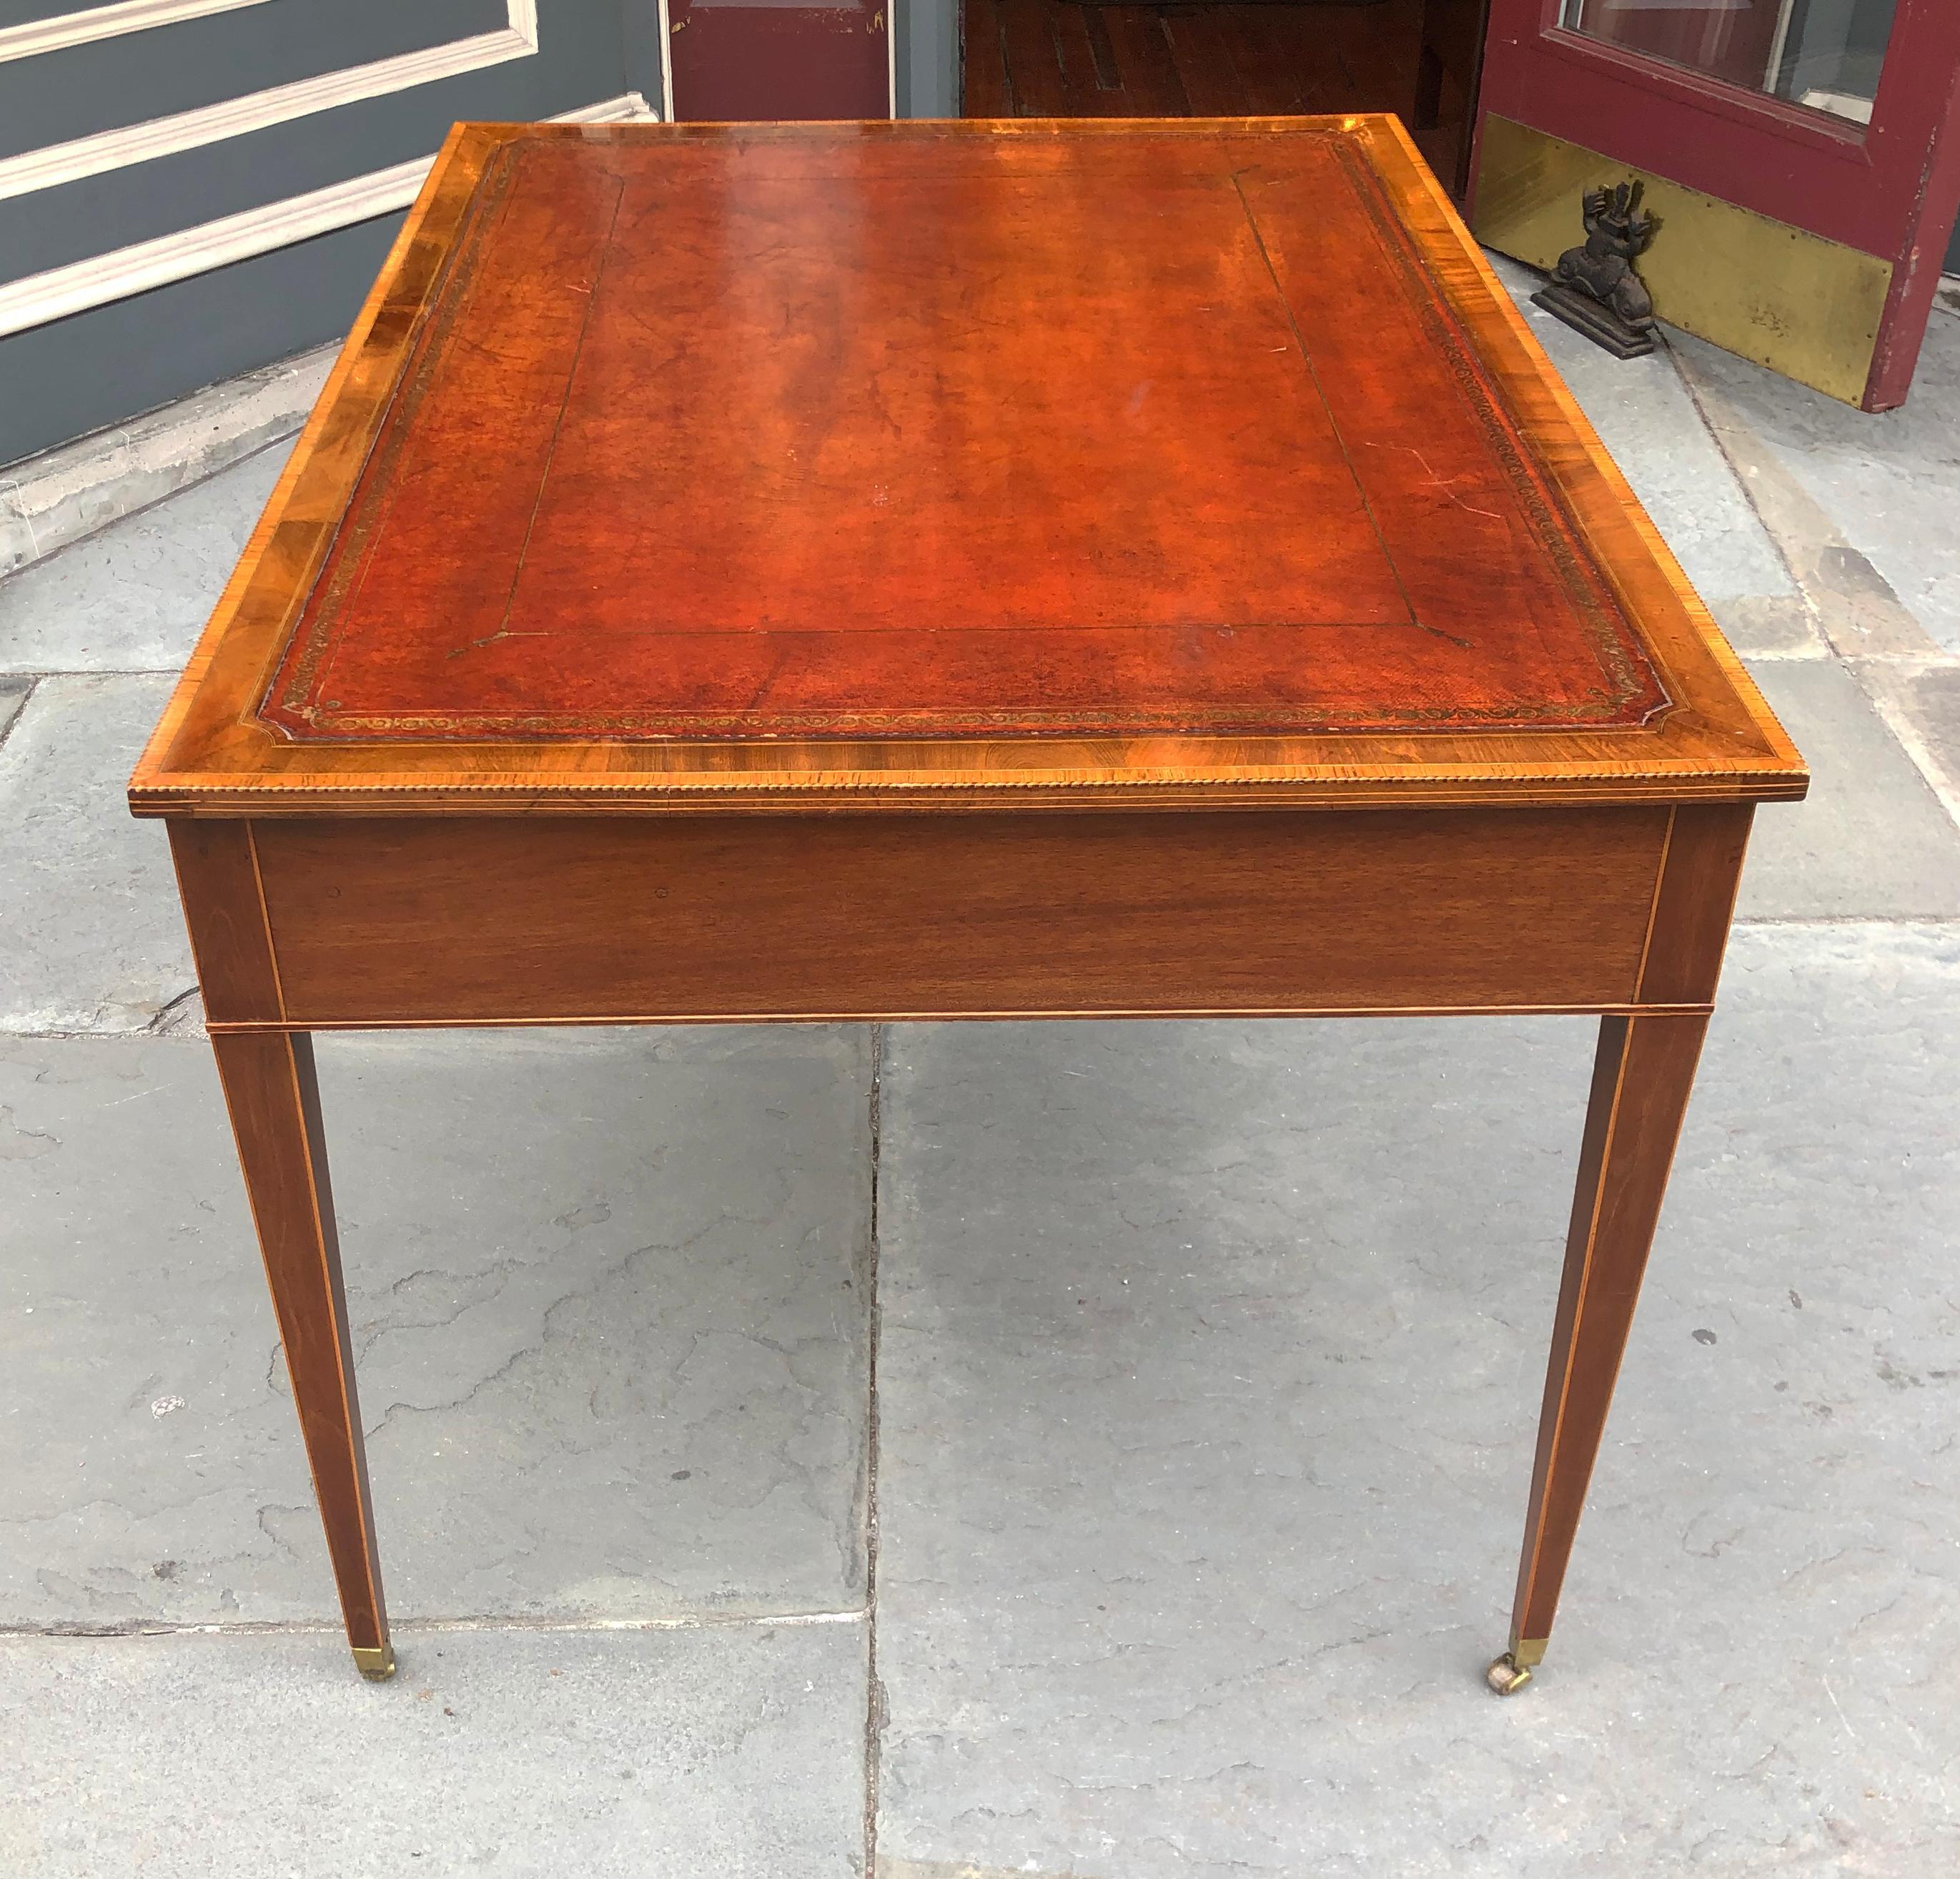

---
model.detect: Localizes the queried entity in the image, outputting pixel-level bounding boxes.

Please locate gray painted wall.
[1,0,959,467]
[1,0,656,465]
[896,0,960,117]
[3,220,404,469]
[0,0,505,162]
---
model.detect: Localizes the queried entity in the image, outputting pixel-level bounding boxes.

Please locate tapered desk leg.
[211,1030,394,1680]
[1489,1012,1709,1695]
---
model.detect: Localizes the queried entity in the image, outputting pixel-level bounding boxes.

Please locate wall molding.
[0,92,655,340]
[0,1,540,204]
[2,89,655,563]
[655,0,675,122]
[0,0,271,66]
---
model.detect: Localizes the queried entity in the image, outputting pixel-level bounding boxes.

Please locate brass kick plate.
[1473,115,1893,408]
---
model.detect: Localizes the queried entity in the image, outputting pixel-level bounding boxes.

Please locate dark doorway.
[961,0,1473,188]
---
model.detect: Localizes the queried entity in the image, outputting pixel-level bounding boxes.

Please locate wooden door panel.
[1473,0,1960,408]
[669,0,889,120]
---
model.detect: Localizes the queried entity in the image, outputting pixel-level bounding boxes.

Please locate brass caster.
[352,1642,397,1681]
[1486,1637,1546,1696]
[1485,1652,1533,1695]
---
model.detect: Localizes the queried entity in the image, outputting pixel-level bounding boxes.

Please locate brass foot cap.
[1485,1653,1533,1697]
[352,1643,397,1681]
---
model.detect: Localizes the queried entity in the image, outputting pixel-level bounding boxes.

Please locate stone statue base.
[1531,280,1656,360]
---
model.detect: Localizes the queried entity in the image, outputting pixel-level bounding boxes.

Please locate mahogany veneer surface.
[245,806,1675,1025]
[131,116,1802,812]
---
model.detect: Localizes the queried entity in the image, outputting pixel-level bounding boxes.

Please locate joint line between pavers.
[0,1610,873,1642]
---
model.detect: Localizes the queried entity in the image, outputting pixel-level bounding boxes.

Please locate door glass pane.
[1560,0,1899,126]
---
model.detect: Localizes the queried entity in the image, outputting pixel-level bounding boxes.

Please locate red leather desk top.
[257,122,1668,744]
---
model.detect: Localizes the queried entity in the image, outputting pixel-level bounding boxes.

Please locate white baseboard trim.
[0,92,655,341]
[0,342,333,578]
[0,88,655,575]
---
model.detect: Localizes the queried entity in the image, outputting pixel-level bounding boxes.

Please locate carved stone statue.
[1532,180,1660,360]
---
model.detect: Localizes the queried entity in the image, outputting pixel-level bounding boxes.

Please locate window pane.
[1560,0,1899,125]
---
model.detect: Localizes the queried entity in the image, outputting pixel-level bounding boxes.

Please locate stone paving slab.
[0,671,27,741]
[0,1619,866,1879]
[0,444,286,675]
[1856,659,1960,832]
[1738,658,1960,922]
[0,1026,872,1626]
[1709,593,1828,660]
[0,672,194,1033]
[1486,256,1798,624]
[1676,347,1947,666]
[872,924,1960,1879]
[1673,317,1960,654]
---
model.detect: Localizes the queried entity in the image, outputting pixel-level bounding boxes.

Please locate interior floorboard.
[962,0,1462,180]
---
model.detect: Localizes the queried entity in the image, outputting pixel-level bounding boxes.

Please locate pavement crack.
[141,987,202,1036]
[0,1102,59,1160]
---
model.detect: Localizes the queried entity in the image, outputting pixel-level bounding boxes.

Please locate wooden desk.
[130,117,1806,1694]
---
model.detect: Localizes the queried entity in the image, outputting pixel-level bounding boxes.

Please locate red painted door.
[668,0,890,121]
[1473,0,1960,407]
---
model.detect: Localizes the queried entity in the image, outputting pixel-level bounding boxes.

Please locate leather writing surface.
[261,125,1667,743]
